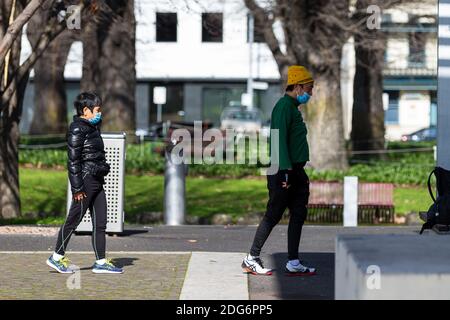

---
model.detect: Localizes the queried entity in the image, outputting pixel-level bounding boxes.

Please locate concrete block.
[335,234,450,300]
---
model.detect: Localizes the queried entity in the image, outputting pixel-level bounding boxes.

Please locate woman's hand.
[73,192,87,202]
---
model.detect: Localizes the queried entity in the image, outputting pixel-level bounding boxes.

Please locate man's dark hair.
[286,84,296,92]
[74,92,102,116]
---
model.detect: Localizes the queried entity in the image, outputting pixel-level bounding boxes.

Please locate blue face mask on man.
[88,112,102,125]
[297,92,311,105]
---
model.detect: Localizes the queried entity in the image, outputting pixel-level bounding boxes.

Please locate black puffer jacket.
[67,116,110,194]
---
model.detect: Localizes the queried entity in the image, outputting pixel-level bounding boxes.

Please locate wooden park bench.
[306,181,395,224]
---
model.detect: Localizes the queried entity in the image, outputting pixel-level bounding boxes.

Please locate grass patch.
[18,141,436,185]
[394,186,432,215]
[9,168,433,226]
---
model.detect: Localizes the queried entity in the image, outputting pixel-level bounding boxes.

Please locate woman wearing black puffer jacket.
[46,92,123,274]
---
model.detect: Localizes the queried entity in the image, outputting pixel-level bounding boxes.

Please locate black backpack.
[420,167,450,234]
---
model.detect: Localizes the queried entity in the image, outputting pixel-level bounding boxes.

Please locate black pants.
[55,174,107,260]
[250,163,310,260]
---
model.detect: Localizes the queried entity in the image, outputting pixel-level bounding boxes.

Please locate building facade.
[19,0,437,142]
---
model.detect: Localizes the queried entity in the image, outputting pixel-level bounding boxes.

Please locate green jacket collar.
[284,94,301,107]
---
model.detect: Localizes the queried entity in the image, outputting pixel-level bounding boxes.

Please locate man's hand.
[73,192,87,202]
[281,169,293,189]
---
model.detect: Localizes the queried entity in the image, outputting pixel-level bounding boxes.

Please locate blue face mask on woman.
[88,112,102,125]
[297,92,311,105]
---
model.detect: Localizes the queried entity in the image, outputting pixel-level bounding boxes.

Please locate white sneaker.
[241,254,273,276]
[285,260,316,276]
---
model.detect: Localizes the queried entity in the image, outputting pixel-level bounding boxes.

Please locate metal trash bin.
[66,133,126,233]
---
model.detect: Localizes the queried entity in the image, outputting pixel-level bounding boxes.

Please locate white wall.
[385,91,431,141]
[134,0,279,80]
[385,37,410,70]
[426,38,438,70]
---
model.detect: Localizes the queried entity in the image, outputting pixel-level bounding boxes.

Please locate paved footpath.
[0,225,428,300]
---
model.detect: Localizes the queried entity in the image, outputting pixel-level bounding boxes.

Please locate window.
[202,87,245,126]
[202,87,266,124]
[156,13,177,42]
[408,32,426,67]
[202,13,223,42]
[385,91,399,124]
[247,14,265,43]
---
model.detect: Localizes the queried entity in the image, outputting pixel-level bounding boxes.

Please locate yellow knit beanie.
[287,65,314,86]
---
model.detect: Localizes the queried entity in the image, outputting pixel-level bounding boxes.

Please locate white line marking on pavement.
[0,251,191,255]
[180,252,249,300]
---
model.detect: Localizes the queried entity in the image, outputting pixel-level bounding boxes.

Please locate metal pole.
[438,0,450,169]
[247,13,254,109]
[163,146,186,226]
[139,134,144,158]
[157,104,162,123]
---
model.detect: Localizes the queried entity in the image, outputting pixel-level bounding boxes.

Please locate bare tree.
[351,0,387,158]
[351,0,436,158]
[0,0,88,219]
[245,0,350,170]
[245,0,436,168]
[0,0,45,64]
[81,0,136,133]
[27,4,80,134]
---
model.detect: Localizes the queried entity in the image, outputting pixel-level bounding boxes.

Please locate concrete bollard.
[163,146,186,226]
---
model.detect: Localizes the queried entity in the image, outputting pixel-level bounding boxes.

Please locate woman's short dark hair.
[74,92,102,116]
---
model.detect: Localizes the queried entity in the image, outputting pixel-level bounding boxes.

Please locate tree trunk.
[304,71,348,170]
[99,1,136,133]
[0,76,27,219]
[351,32,386,159]
[80,17,100,91]
[0,0,27,218]
[0,0,84,218]
[28,25,75,134]
[81,0,136,133]
[351,11,386,159]
[350,0,387,160]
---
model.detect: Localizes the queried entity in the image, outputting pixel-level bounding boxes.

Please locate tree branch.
[244,0,292,70]
[1,2,86,110]
[0,0,46,64]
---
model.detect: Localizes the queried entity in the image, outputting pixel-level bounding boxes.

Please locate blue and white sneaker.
[46,255,75,274]
[92,259,124,274]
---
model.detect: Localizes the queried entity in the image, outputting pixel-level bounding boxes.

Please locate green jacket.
[270,94,309,170]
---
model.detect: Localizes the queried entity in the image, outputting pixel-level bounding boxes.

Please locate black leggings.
[55,174,107,260]
[250,164,310,260]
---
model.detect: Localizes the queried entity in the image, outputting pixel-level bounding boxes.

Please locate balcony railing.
[383,66,437,76]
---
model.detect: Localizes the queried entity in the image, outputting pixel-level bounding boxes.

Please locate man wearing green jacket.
[242,65,316,276]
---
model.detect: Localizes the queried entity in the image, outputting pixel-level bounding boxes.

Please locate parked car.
[135,121,213,143]
[401,127,437,142]
[220,106,263,134]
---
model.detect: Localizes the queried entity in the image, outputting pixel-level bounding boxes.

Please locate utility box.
[66,133,126,233]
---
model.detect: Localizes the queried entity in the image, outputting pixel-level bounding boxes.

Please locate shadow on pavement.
[112,257,139,268]
[78,257,139,271]
[271,252,334,300]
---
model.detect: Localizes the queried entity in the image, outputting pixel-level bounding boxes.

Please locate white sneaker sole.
[285,266,317,276]
[241,261,273,276]
[46,259,74,274]
[92,269,124,274]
